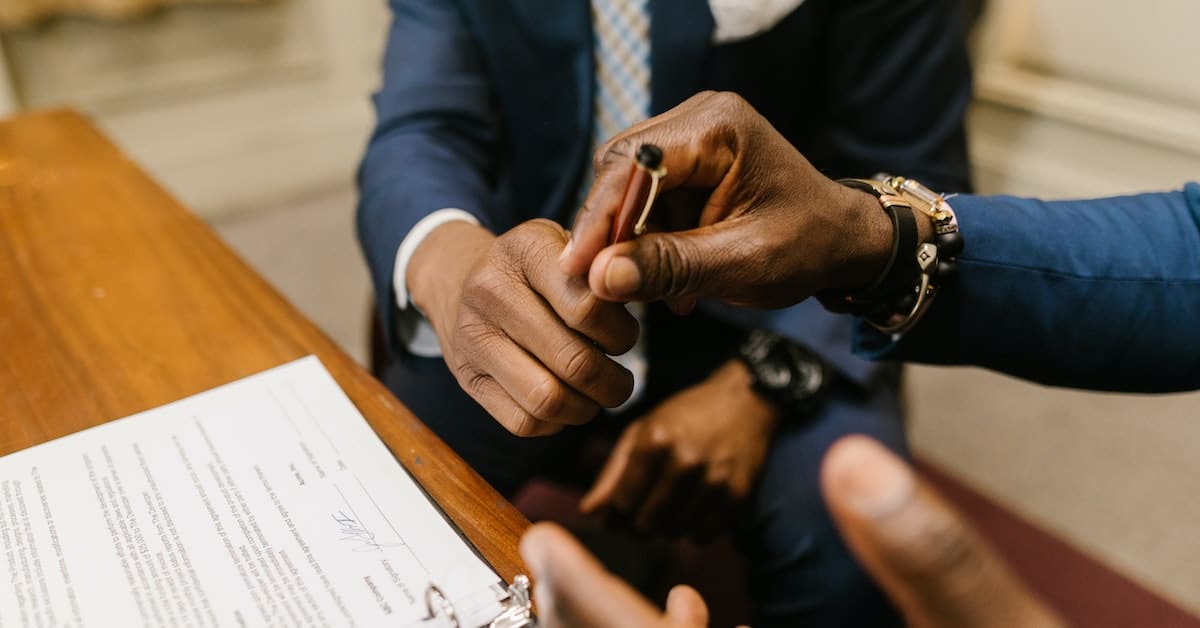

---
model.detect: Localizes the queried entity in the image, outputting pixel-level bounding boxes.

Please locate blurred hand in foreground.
[521,435,1064,628]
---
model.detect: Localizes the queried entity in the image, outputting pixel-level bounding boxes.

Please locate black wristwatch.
[737,330,828,417]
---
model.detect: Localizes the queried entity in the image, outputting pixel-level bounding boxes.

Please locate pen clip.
[632,164,667,237]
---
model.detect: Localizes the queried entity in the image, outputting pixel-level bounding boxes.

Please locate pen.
[609,143,666,245]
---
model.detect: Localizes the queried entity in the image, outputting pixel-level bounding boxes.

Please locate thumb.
[664,585,709,627]
[520,523,669,628]
[821,436,1065,628]
[587,222,750,303]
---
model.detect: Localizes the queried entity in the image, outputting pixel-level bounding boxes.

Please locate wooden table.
[0,109,529,582]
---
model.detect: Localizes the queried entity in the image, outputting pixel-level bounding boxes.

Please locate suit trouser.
[382,304,908,627]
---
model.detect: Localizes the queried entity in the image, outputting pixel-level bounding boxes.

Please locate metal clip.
[421,575,536,628]
[488,575,536,628]
[424,584,460,628]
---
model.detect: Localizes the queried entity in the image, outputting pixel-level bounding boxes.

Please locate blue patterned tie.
[590,0,651,152]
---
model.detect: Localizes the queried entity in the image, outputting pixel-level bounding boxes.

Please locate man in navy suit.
[357,1,973,624]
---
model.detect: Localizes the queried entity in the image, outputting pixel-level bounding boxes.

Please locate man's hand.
[579,360,778,540]
[559,91,894,309]
[408,219,638,437]
[522,435,1066,628]
[521,523,710,628]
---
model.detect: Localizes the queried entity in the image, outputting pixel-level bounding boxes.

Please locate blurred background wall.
[2,0,1197,615]
[1,0,387,217]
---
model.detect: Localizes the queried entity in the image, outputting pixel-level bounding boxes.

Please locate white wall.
[968,0,1200,197]
[1,0,387,219]
[908,0,1200,614]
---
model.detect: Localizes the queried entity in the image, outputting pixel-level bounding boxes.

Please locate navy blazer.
[358,0,973,383]
[857,184,1200,392]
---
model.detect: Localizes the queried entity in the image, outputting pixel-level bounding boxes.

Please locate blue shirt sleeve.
[855,184,1200,392]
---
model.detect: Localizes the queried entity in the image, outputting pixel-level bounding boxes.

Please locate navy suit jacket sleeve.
[854,183,1200,392]
[356,0,498,347]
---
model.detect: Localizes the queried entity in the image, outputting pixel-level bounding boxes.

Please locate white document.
[0,356,507,628]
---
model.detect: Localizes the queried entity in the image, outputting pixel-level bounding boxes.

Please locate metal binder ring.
[425,583,461,628]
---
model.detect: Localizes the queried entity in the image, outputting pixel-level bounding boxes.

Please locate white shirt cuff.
[392,209,481,357]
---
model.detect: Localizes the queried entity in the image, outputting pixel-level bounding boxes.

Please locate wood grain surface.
[0,109,529,583]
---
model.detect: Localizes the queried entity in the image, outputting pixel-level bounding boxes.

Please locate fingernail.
[830,438,915,518]
[604,257,641,296]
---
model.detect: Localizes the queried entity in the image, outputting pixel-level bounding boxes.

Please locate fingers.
[529,263,640,357]
[580,422,643,514]
[582,419,701,535]
[560,91,739,277]
[493,288,635,408]
[821,436,1065,628]
[452,220,640,434]
[521,523,669,628]
[557,143,632,275]
[523,220,640,355]
[455,369,564,438]
[587,222,752,304]
[499,220,637,406]
[580,421,665,520]
[664,586,709,627]
[539,272,641,356]
[470,333,601,425]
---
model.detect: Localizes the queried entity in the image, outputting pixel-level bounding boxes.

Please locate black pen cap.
[636,144,663,169]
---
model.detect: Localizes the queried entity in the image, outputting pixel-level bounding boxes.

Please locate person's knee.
[737,391,907,626]
[747,491,898,626]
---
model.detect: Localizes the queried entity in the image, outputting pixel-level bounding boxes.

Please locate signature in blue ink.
[332,510,393,553]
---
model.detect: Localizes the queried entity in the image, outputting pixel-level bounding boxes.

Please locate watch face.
[741,331,827,412]
[759,362,793,389]
[787,346,825,399]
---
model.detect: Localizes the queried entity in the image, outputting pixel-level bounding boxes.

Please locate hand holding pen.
[559,90,894,311]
